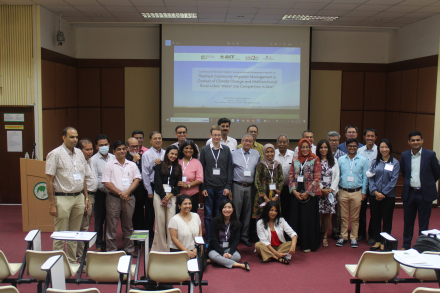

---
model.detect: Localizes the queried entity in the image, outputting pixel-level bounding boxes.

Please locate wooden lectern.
[20,158,54,232]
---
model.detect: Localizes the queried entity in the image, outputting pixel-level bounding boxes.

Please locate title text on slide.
[192,68,282,92]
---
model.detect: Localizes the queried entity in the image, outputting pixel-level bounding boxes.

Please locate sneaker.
[336,238,347,247]
[351,239,358,248]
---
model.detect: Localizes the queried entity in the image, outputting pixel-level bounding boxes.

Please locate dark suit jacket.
[208,216,240,255]
[400,148,440,203]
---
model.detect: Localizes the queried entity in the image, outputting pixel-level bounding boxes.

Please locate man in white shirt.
[293,130,316,157]
[357,128,378,245]
[275,134,295,228]
[206,118,237,151]
[141,131,166,246]
[91,134,115,252]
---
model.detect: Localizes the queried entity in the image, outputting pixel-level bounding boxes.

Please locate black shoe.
[332,233,339,241]
[243,240,252,247]
[370,245,381,251]
[357,235,366,242]
[367,238,376,246]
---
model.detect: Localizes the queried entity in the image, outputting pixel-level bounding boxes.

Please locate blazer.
[208,216,240,255]
[153,163,181,200]
[400,148,440,203]
[257,217,297,247]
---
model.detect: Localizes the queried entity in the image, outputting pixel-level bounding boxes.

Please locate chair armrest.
[194,237,205,246]
[187,258,199,273]
[117,255,132,274]
[41,255,63,271]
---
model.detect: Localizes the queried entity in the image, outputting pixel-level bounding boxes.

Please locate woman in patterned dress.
[316,139,340,247]
[289,138,322,252]
[253,144,284,220]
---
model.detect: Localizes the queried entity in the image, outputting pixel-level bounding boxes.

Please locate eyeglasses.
[242,139,253,143]
[248,131,258,134]
[329,139,339,143]
[347,145,358,149]
[301,146,310,150]
[177,131,186,135]
[129,145,140,149]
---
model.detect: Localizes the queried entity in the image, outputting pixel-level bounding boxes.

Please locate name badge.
[164,186,172,193]
[122,178,130,186]
[167,201,172,208]
[347,176,355,182]
[244,170,251,177]
[222,242,229,248]
[73,173,82,181]
[384,164,394,171]
[323,176,331,183]
[182,176,187,182]
[269,183,276,190]
[297,175,304,182]
[213,168,221,175]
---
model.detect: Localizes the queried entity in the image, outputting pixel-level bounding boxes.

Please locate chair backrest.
[412,288,440,293]
[412,251,440,281]
[146,251,189,283]
[47,289,100,293]
[355,251,400,282]
[129,289,181,293]
[25,250,71,281]
[0,286,19,293]
[86,251,126,283]
[0,251,12,280]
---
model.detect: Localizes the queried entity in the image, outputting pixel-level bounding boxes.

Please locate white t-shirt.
[168,212,201,250]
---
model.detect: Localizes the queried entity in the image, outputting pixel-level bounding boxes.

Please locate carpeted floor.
[1,204,440,293]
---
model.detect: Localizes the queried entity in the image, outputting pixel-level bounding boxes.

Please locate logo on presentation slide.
[33,182,48,200]
[245,55,259,61]
[201,55,215,60]
[220,55,237,60]
[263,55,274,60]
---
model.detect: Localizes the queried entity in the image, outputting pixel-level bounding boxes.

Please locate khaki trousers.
[77,194,95,258]
[106,194,135,253]
[339,189,362,240]
[151,192,176,252]
[53,193,85,263]
[255,241,291,262]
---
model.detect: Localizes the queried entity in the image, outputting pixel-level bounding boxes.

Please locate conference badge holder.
[213,168,221,175]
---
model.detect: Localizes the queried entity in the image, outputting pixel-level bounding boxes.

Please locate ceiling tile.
[131,0,164,6]
[44,5,78,12]
[137,6,168,12]
[0,0,35,3]
[105,5,138,12]
[277,19,306,24]
[390,17,420,23]
[332,0,367,3]
[117,17,145,22]
[385,5,420,12]
[354,4,392,11]
[228,7,259,13]
[88,16,119,21]
[65,0,100,5]
[260,1,294,9]
[96,0,132,5]
[59,11,85,16]
[198,18,225,23]
[171,18,198,22]
[63,16,93,21]
[110,12,142,17]
[295,0,332,2]
[74,5,108,12]
[225,18,253,23]
[257,8,288,14]
[378,22,402,28]
[286,9,319,15]
[429,1,440,6]
[34,0,69,4]
[355,21,382,27]
[336,16,368,22]
[315,10,347,16]
[166,6,197,12]
[251,19,279,23]
[226,13,255,19]
[404,11,438,18]
[365,0,402,4]
[398,0,438,5]
[373,11,406,17]
[416,6,440,12]
[300,20,331,25]
[343,10,378,16]
[197,7,228,13]
[253,13,284,19]
[324,3,362,10]
[329,21,360,26]
[229,1,262,8]
[163,0,196,6]
[143,18,171,22]
[364,16,397,22]
[197,1,229,7]
[293,2,328,9]
[198,13,227,18]
[82,10,113,16]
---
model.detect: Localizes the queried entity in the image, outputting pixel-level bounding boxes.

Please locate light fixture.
[56,13,65,46]
[282,15,339,21]
[141,13,197,19]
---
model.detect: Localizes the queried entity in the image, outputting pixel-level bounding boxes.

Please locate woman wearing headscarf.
[253,144,284,219]
[289,138,322,252]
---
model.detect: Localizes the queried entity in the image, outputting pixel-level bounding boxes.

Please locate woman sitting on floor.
[208,199,250,271]
[255,201,297,264]
[169,195,203,258]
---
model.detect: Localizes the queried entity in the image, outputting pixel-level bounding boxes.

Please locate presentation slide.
[161,25,310,140]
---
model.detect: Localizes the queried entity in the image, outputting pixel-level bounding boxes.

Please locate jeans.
[204,189,227,242]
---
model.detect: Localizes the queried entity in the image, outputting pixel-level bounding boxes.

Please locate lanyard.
[63,147,77,171]
[349,157,355,174]
[182,157,192,175]
[210,147,221,168]
[241,149,250,169]
[167,166,173,185]
[225,222,230,242]
[300,158,309,175]
[265,162,274,183]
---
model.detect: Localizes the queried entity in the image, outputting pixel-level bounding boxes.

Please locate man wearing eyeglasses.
[237,125,264,160]
[126,137,146,231]
[171,125,200,155]
[338,125,364,153]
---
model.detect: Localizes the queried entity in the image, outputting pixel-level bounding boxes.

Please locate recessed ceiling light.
[141,13,197,19]
[282,15,338,21]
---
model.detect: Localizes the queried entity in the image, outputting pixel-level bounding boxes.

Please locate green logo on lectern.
[33,182,48,200]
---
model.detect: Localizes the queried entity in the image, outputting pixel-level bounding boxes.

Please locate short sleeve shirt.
[101,159,142,192]
[168,213,201,250]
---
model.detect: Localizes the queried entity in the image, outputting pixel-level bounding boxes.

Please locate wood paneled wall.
[42,58,125,158]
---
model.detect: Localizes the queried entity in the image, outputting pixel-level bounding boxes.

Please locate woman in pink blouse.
[178,140,204,213]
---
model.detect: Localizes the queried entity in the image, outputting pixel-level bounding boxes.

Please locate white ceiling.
[2,0,440,28]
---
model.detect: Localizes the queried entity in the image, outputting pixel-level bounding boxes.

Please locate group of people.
[45,118,440,270]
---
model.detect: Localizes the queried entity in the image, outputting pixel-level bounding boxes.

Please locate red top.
[270,230,282,246]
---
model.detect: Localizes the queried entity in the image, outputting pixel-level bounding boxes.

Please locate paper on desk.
[422,229,440,237]
[394,249,433,265]
[51,232,77,238]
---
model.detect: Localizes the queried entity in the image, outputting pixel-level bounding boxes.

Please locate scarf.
[261,143,280,170]
[297,138,319,164]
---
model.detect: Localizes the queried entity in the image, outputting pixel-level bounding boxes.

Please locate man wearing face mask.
[126,137,146,230]
[91,134,115,252]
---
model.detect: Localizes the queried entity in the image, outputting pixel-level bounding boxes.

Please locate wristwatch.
[187,184,191,189]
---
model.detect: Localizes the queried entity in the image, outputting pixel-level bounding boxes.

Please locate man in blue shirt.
[336,138,369,248]
[338,125,364,153]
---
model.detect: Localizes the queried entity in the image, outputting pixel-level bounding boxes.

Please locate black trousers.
[369,196,395,242]
[358,189,373,240]
[94,190,107,249]
[403,189,432,249]
[132,185,147,230]
[145,183,156,246]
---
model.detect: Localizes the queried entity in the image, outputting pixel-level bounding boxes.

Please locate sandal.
[278,257,290,265]
[322,238,328,247]
[244,262,250,271]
